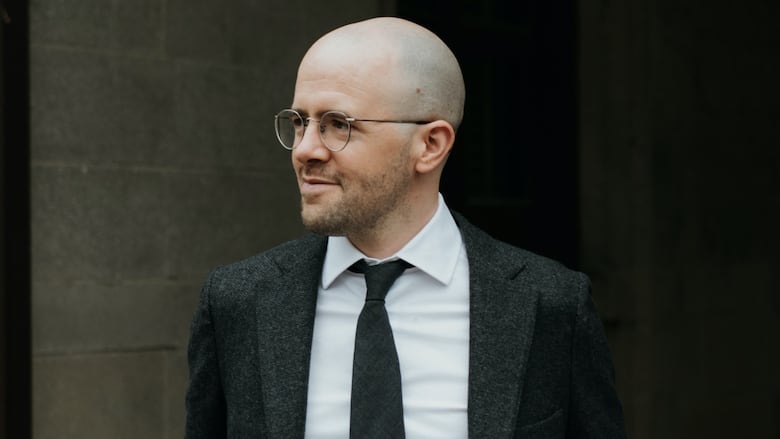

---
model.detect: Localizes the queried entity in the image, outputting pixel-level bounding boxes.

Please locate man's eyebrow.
[292,108,323,117]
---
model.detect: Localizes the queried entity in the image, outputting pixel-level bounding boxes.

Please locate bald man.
[185,17,626,439]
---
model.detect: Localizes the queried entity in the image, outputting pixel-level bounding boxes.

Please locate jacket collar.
[255,233,326,439]
[454,213,538,438]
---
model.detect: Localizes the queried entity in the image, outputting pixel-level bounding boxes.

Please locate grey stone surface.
[32,163,303,283]
[33,351,168,439]
[227,1,307,69]
[30,0,164,54]
[165,169,303,279]
[165,0,382,66]
[161,61,288,170]
[29,3,325,437]
[165,349,188,439]
[164,0,231,62]
[30,48,175,165]
[32,281,199,354]
[31,165,169,283]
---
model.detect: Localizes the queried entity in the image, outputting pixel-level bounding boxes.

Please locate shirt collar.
[321,194,463,289]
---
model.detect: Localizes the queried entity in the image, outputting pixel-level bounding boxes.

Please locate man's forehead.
[302,32,399,73]
[292,72,398,115]
[294,42,402,103]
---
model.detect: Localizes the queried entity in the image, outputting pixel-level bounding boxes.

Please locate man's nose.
[292,120,330,162]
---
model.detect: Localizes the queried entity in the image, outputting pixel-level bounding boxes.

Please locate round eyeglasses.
[274,109,432,152]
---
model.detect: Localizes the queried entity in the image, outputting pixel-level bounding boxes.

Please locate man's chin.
[300,208,345,236]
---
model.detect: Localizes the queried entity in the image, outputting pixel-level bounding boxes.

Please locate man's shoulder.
[206,233,327,289]
[454,211,588,292]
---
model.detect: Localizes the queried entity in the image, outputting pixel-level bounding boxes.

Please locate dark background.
[2,0,31,437]
[3,0,779,437]
[400,1,580,267]
[402,4,780,437]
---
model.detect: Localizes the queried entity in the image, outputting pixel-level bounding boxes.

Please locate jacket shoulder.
[454,211,589,302]
[204,233,327,299]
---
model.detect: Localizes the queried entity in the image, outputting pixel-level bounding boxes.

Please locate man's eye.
[329,118,348,130]
[291,116,304,127]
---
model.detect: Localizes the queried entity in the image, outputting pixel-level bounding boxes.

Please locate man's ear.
[414,121,456,174]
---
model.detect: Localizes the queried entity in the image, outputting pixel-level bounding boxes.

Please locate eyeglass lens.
[275,110,351,151]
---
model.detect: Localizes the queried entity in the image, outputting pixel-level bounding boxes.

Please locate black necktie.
[349,259,411,439]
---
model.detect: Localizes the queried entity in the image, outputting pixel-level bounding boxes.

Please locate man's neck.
[347,193,439,259]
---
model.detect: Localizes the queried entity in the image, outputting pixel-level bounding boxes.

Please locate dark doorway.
[2,0,31,437]
[397,2,579,268]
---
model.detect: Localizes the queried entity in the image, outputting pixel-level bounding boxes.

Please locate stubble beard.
[298,152,411,238]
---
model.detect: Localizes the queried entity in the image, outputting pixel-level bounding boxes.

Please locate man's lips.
[302,176,337,185]
[300,175,340,194]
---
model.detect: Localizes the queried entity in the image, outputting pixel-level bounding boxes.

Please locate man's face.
[290,53,415,238]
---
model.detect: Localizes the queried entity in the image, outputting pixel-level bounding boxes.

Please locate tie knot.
[349,259,412,301]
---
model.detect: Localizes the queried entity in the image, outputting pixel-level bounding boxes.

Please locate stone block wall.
[29,1,387,437]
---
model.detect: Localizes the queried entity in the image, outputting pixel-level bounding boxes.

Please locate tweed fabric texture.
[184,212,627,438]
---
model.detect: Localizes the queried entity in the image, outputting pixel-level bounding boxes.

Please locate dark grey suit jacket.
[185,214,627,438]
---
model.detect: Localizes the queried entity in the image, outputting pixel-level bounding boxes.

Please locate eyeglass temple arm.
[347,118,432,125]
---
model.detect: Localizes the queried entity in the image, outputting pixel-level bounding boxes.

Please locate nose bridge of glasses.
[299,116,326,133]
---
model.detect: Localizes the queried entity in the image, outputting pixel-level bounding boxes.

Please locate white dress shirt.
[304,194,470,438]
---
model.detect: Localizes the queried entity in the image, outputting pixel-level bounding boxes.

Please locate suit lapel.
[456,215,539,438]
[255,234,327,439]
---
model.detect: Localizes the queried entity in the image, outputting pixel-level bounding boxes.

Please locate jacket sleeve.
[185,271,227,439]
[566,274,628,438]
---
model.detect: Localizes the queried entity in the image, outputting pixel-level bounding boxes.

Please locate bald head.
[296,17,466,130]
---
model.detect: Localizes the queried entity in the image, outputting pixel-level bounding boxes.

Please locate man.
[186,17,626,439]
